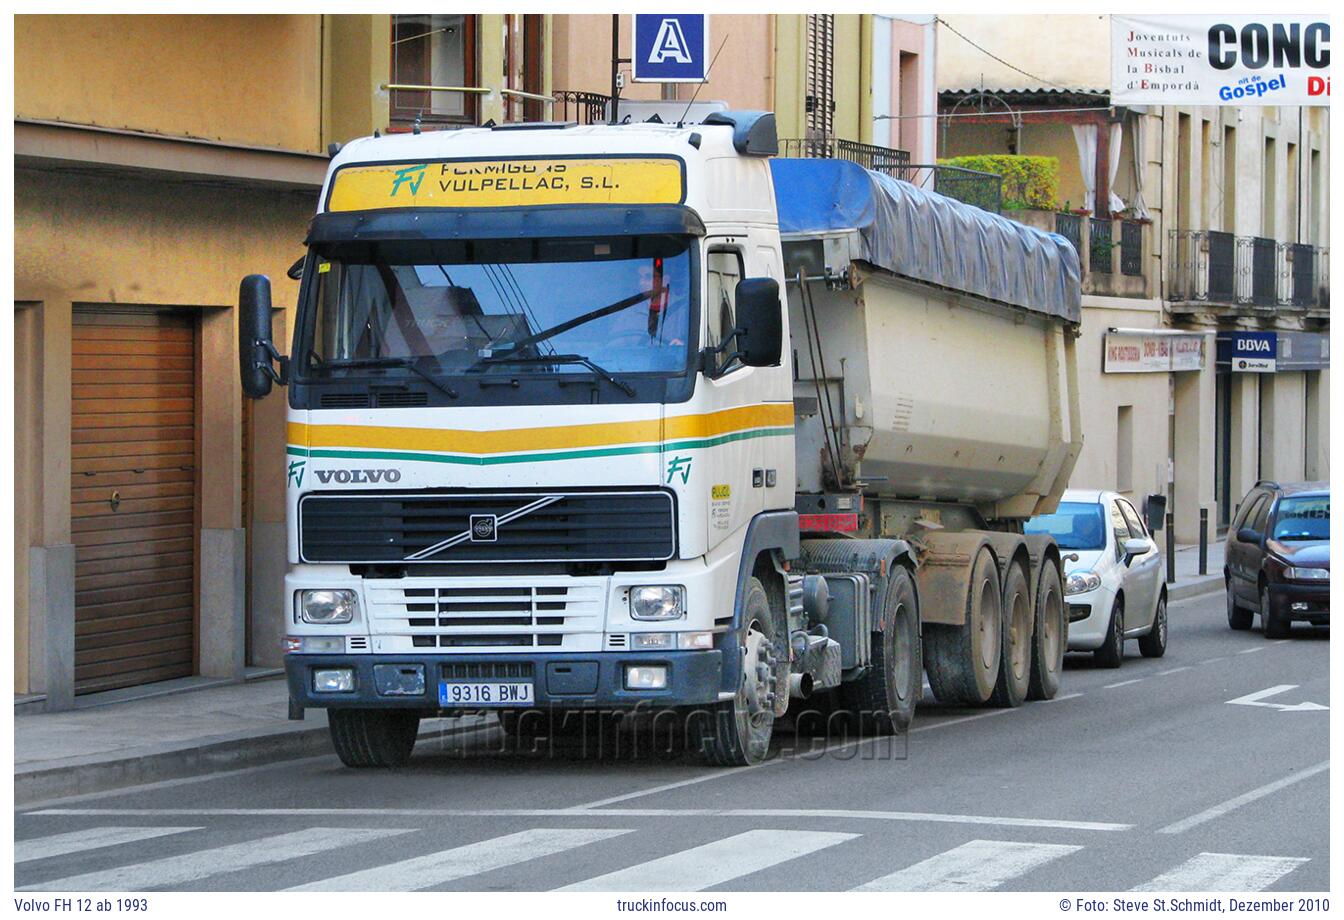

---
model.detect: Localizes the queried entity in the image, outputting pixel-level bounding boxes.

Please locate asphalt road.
[14,590,1329,893]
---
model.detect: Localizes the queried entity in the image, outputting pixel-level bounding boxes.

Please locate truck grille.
[299,490,676,564]
[365,580,605,653]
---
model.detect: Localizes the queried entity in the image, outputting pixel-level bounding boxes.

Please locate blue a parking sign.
[632,14,709,83]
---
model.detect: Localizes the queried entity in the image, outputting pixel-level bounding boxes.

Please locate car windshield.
[1025,501,1107,550]
[302,236,693,378]
[1271,495,1330,541]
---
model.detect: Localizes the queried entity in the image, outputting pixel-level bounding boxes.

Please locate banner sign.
[632,14,710,83]
[1104,332,1207,373]
[1112,16,1330,105]
[326,158,685,212]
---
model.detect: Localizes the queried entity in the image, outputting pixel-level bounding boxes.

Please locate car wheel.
[1093,599,1124,669]
[1227,578,1253,630]
[1137,594,1168,658]
[1261,584,1290,639]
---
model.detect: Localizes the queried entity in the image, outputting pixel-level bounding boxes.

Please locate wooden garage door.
[72,310,198,693]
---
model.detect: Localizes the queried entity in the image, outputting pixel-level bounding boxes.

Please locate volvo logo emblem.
[469,514,498,542]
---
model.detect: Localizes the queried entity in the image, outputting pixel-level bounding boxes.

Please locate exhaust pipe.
[789,672,814,700]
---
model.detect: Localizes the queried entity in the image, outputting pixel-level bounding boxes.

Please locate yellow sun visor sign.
[325,157,685,212]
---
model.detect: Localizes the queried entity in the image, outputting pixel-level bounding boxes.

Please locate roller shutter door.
[72,310,197,693]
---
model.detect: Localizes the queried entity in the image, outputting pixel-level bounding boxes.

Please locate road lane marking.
[1131,852,1308,891]
[1104,678,1145,689]
[560,829,856,891]
[1226,685,1328,712]
[27,807,1133,832]
[855,839,1081,892]
[1200,656,1228,664]
[15,826,202,864]
[1159,760,1330,834]
[1157,666,1191,676]
[289,828,631,891]
[1042,692,1084,703]
[575,763,782,809]
[1238,646,1267,654]
[19,827,411,892]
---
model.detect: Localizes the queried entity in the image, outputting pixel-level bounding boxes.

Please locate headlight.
[299,589,358,624]
[1285,566,1330,581]
[629,585,686,620]
[1065,571,1102,596]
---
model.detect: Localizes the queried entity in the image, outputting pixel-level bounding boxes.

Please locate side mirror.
[1237,527,1262,544]
[1122,536,1153,566]
[732,277,783,368]
[239,275,286,399]
[1144,494,1167,532]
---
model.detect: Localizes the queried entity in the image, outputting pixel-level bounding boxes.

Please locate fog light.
[677,631,715,650]
[313,668,355,693]
[286,635,345,654]
[374,664,426,696]
[629,585,685,620]
[1291,601,1310,611]
[625,665,668,690]
[631,633,675,650]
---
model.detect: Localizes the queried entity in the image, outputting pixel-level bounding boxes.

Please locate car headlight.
[1065,571,1102,596]
[1285,566,1330,582]
[298,589,358,624]
[629,585,686,620]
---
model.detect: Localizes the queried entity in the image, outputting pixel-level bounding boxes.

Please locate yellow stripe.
[288,404,791,456]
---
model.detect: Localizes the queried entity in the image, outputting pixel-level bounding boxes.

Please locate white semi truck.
[239,111,1083,767]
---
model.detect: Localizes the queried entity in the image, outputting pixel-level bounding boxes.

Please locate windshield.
[1272,495,1330,541]
[302,236,693,379]
[1025,501,1107,550]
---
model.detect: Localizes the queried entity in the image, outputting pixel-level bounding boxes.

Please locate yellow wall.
[938,14,1110,91]
[15,15,324,154]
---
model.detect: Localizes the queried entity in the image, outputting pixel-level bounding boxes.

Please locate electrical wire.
[934,16,1072,91]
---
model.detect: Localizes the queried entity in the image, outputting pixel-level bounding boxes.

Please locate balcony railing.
[1168,230,1330,310]
[552,90,611,126]
[780,137,1003,213]
[1040,213,1151,297]
[1089,218,1113,275]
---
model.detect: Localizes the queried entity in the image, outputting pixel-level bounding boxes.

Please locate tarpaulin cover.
[770,158,1082,324]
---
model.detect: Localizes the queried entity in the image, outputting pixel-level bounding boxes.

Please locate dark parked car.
[1226,481,1329,638]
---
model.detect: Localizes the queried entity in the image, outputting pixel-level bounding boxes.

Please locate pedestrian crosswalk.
[14,825,1312,893]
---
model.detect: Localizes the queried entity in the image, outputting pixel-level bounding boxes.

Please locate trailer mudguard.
[799,537,919,632]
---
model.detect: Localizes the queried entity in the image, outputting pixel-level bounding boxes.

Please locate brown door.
[71,309,198,693]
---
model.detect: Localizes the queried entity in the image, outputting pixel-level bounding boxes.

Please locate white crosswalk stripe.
[1132,852,1309,891]
[20,827,411,891]
[288,828,633,891]
[855,839,1082,891]
[15,827,203,864]
[559,829,858,891]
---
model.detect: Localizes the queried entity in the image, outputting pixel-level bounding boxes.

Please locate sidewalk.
[14,546,1227,805]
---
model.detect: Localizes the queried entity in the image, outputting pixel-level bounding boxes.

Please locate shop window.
[391,15,477,126]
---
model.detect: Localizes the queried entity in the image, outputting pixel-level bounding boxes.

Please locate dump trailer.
[238,110,1082,768]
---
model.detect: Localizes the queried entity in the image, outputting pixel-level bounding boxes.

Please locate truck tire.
[1027,563,1065,700]
[989,561,1033,708]
[328,708,420,768]
[698,577,782,766]
[924,546,1002,706]
[1138,595,1168,658]
[1093,600,1124,669]
[839,564,919,734]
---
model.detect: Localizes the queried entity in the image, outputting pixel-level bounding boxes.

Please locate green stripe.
[285,425,793,467]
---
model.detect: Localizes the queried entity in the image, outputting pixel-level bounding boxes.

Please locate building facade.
[14,13,939,705]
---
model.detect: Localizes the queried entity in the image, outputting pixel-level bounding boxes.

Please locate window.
[805,15,835,138]
[1270,495,1329,541]
[1232,492,1266,531]
[1108,501,1132,560]
[1117,499,1147,540]
[391,15,477,126]
[1251,493,1274,533]
[705,248,743,357]
[1025,501,1106,551]
[1116,405,1133,493]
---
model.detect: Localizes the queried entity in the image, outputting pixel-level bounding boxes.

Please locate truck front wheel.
[328,708,420,768]
[840,564,919,733]
[698,577,781,766]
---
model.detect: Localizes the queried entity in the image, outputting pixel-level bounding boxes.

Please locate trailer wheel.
[328,709,420,768]
[698,577,781,766]
[840,564,919,733]
[1027,563,1065,700]
[989,561,1033,708]
[924,546,1002,705]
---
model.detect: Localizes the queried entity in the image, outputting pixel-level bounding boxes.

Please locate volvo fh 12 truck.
[239,111,1083,767]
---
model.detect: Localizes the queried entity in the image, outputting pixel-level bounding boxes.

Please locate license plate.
[438,680,535,706]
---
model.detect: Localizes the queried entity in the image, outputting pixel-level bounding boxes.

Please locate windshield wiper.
[485,289,655,362]
[476,353,636,397]
[314,356,459,399]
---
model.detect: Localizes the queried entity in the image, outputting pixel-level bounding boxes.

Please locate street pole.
[1198,507,1209,576]
[610,14,621,125]
[1166,512,1177,584]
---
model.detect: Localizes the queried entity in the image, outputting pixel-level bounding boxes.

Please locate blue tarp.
[770,158,1082,324]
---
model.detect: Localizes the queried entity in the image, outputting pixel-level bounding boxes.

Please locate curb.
[15,716,496,806]
[1168,574,1224,603]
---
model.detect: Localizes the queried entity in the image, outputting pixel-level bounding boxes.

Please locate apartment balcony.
[780,136,1003,214]
[552,91,612,126]
[1167,230,1330,315]
[1008,210,1153,299]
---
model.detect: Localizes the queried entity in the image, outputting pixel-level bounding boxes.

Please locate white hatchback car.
[1025,489,1168,667]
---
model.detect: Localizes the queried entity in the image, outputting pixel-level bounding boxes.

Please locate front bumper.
[286,650,725,711]
[1267,582,1330,624]
[1064,591,1108,650]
